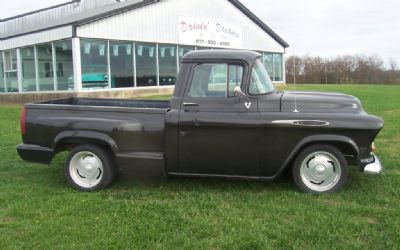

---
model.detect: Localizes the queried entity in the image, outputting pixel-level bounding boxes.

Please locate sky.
[1,0,399,65]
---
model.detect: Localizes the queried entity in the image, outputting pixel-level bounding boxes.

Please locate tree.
[284,54,399,85]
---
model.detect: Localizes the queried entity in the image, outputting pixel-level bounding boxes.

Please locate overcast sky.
[1,0,399,65]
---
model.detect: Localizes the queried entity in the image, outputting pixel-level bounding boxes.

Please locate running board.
[168,172,273,181]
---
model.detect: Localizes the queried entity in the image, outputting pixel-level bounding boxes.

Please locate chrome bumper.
[363,154,383,175]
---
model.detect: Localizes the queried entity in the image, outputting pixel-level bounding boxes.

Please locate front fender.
[274,134,360,178]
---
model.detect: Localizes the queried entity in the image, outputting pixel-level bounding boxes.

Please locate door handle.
[183,102,198,107]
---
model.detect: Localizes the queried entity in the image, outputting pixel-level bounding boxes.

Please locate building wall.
[0,0,286,97]
[77,0,285,53]
[0,85,174,104]
[0,26,73,50]
[0,0,122,38]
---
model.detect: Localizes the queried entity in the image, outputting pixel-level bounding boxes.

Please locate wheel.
[65,144,115,191]
[292,144,348,194]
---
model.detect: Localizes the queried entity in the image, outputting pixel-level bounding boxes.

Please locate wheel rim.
[300,151,342,192]
[69,151,104,188]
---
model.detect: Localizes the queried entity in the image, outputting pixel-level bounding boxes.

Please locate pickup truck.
[17,50,384,194]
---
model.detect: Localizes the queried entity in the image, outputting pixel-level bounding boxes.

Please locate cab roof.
[182,50,262,64]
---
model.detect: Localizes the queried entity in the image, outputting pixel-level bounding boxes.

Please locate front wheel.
[65,144,115,191]
[292,144,348,194]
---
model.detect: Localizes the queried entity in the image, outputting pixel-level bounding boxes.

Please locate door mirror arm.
[234,86,252,109]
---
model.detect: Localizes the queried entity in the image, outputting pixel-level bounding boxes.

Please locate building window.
[37,44,54,91]
[178,46,195,66]
[54,40,74,91]
[21,47,37,92]
[263,52,273,79]
[273,53,283,81]
[158,45,177,86]
[195,47,212,50]
[135,43,157,87]
[110,41,134,88]
[0,52,4,93]
[80,39,109,90]
[4,50,18,92]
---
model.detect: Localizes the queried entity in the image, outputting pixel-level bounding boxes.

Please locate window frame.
[247,57,276,96]
[186,61,246,99]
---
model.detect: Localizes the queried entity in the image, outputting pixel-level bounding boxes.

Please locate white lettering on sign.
[178,16,242,48]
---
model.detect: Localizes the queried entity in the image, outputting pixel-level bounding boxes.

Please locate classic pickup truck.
[17,50,384,194]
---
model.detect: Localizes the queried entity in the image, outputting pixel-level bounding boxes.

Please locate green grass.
[1,84,399,249]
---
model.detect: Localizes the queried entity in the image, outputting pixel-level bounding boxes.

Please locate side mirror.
[233,86,242,97]
[233,86,252,109]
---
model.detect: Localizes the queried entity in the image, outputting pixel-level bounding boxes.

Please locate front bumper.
[363,154,383,175]
[17,144,54,164]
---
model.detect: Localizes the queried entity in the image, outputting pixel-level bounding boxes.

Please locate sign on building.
[178,16,242,48]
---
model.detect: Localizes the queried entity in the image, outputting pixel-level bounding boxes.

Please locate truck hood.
[281,91,364,114]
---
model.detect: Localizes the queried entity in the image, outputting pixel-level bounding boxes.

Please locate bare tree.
[389,58,398,71]
[285,54,399,85]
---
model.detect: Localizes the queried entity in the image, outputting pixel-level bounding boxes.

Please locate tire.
[292,144,348,194]
[65,144,115,191]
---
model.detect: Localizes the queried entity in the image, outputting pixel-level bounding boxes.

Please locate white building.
[0,0,288,96]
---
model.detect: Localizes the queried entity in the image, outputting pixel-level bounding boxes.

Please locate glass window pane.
[178,46,194,66]
[188,63,228,98]
[4,50,17,71]
[54,40,74,91]
[228,65,243,97]
[159,45,177,86]
[273,53,283,81]
[196,47,212,50]
[263,52,273,78]
[81,39,109,90]
[249,59,275,95]
[6,72,18,92]
[21,47,36,92]
[37,44,54,91]
[0,53,4,93]
[4,50,18,92]
[110,41,133,88]
[135,43,157,87]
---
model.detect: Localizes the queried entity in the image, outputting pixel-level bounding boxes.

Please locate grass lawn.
[1,84,399,249]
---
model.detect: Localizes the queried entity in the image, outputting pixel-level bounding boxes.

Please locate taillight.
[20,108,27,135]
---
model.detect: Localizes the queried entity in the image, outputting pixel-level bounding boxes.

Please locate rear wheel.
[65,144,115,191]
[292,144,348,194]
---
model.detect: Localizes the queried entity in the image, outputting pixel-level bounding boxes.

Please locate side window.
[228,65,243,97]
[188,63,243,98]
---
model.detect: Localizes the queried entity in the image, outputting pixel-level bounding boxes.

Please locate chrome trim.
[363,153,383,175]
[271,120,330,127]
[168,172,272,181]
[183,102,199,107]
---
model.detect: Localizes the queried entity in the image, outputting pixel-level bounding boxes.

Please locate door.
[178,62,260,176]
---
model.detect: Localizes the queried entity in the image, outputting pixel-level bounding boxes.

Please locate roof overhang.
[0,0,289,49]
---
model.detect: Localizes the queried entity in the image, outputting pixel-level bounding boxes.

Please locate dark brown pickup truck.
[17,50,384,194]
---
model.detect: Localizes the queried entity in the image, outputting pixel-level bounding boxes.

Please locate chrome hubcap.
[300,151,341,192]
[69,151,103,188]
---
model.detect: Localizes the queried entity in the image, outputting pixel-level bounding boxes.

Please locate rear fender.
[54,131,118,155]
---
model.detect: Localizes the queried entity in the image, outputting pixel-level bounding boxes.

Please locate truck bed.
[36,97,171,110]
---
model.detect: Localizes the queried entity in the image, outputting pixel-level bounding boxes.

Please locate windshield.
[249,59,275,95]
